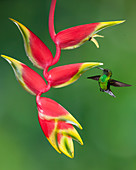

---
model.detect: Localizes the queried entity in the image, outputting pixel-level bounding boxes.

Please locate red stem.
[36,92,42,105]
[48,0,61,68]
[44,83,51,93]
[49,0,57,41]
[43,45,61,84]
[43,66,49,80]
[36,83,51,105]
[52,44,61,66]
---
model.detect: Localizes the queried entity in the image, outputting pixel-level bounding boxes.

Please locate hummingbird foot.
[104,89,116,98]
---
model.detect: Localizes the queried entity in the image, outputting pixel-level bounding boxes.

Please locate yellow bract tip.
[9,18,30,41]
[9,17,16,22]
[58,135,74,158]
[59,127,83,145]
[9,18,24,28]
[1,54,21,65]
[80,62,103,73]
[95,20,125,34]
[64,115,83,130]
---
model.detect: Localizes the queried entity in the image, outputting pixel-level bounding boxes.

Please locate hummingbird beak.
[97,67,104,71]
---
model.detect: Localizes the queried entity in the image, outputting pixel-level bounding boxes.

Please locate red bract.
[47,62,103,88]
[49,0,125,49]
[10,18,53,70]
[55,21,125,49]
[37,97,82,129]
[57,121,83,158]
[1,55,47,95]
[37,96,83,158]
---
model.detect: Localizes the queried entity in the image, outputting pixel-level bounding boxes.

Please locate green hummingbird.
[87,67,132,97]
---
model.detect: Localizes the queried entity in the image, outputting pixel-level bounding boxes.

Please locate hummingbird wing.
[104,89,116,98]
[87,75,100,81]
[109,79,132,87]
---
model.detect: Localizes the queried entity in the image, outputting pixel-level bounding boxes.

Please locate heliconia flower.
[37,96,83,158]
[47,62,103,88]
[54,21,125,49]
[38,118,61,154]
[57,133,74,158]
[37,97,82,129]
[49,0,125,49]
[57,121,83,158]
[9,18,53,69]
[1,55,47,95]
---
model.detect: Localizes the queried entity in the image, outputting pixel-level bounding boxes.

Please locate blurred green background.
[0,0,136,169]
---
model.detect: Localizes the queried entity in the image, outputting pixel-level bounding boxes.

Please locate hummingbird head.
[103,69,112,77]
[97,67,112,77]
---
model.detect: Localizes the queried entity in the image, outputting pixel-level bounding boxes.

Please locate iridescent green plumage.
[87,68,131,97]
[98,69,112,91]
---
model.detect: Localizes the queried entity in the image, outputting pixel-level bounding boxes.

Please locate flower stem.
[43,66,49,80]
[51,44,61,66]
[49,0,57,41]
[36,83,51,105]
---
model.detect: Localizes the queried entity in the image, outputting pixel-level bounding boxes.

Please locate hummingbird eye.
[103,69,108,73]
[103,69,112,76]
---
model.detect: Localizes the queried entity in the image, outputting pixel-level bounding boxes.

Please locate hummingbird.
[87,67,132,97]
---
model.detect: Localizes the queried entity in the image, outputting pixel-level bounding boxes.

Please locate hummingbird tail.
[104,89,116,98]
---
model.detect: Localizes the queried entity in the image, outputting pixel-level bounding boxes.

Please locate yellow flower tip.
[1,54,6,58]
[47,133,62,154]
[1,54,12,64]
[93,62,103,67]
[1,54,21,65]
[9,18,30,39]
[9,17,15,22]
[79,62,103,74]
[9,18,21,27]
[77,137,83,145]
[75,121,83,130]
[66,153,74,159]
[71,118,83,130]
[95,20,126,35]
[90,62,104,67]
[63,127,83,145]
[65,149,74,159]
[58,136,74,158]
[101,20,126,26]
[9,18,19,25]
[66,120,83,130]
[70,155,74,159]
[115,20,126,24]
[76,122,83,130]
[85,62,103,68]
[1,54,7,58]
[63,114,83,130]
[80,125,83,130]
[69,152,74,159]
[1,54,11,59]
[77,135,83,145]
